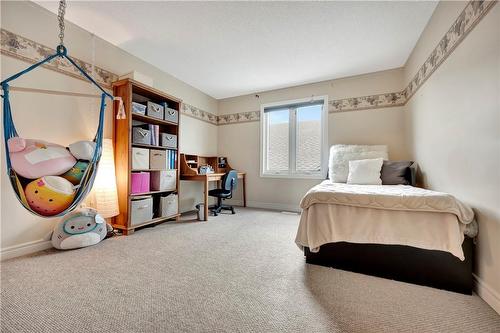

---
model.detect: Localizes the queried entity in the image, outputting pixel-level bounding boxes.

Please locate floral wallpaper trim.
[329,91,406,113]
[403,0,496,100]
[1,29,118,89]
[217,111,261,125]
[182,103,218,125]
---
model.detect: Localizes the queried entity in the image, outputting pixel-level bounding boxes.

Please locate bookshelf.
[113,79,181,235]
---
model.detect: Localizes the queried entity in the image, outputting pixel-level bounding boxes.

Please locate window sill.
[260,173,326,180]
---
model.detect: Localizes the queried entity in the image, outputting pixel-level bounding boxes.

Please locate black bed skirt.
[304,237,473,294]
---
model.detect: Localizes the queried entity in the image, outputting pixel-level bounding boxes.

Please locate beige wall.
[218,68,408,209]
[404,1,500,310]
[0,1,218,255]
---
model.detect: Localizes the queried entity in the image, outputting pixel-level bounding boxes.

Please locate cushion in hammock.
[25,176,75,216]
[61,161,89,185]
[8,138,76,179]
[69,141,96,161]
[51,207,107,250]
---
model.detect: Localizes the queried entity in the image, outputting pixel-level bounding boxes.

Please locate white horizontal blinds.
[265,108,289,172]
[295,104,323,173]
[264,99,325,176]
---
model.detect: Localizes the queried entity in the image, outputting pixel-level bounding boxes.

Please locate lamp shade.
[93,138,119,218]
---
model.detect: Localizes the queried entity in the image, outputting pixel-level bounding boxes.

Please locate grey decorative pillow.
[381,161,413,185]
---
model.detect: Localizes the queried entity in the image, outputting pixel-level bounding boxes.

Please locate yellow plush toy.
[25,176,76,216]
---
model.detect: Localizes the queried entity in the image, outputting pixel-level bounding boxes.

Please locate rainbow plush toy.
[25,176,75,216]
[61,161,89,185]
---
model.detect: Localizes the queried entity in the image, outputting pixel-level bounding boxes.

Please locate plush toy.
[61,161,89,185]
[8,138,76,179]
[51,208,107,250]
[69,141,96,161]
[25,176,75,216]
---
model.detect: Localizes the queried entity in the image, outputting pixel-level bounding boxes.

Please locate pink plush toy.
[7,138,76,179]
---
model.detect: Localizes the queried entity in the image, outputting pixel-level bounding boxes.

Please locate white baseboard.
[473,273,500,315]
[228,199,301,213]
[1,239,53,261]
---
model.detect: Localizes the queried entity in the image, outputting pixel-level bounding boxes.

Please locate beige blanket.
[300,181,474,224]
[296,181,475,260]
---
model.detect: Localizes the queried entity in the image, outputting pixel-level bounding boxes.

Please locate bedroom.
[1,0,499,332]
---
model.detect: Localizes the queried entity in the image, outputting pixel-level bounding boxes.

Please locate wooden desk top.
[181,172,245,181]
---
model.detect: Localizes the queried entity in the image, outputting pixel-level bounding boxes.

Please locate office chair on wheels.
[209,170,238,216]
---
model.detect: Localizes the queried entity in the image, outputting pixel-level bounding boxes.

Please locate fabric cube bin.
[160,133,177,149]
[131,172,150,194]
[164,107,179,123]
[146,101,164,119]
[132,102,146,115]
[159,194,178,218]
[132,147,150,170]
[132,127,151,145]
[130,196,153,226]
[150,149,167,170]
[150,170,176,191]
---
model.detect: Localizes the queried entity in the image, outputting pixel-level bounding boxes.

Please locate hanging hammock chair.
[1,44,114,217]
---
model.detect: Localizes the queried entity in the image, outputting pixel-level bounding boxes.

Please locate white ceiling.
[35,1,437,99]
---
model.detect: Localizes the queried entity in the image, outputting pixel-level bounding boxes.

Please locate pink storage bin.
[131,172,150,194]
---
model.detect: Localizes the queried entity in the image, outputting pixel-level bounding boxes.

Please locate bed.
[295,146,477,294]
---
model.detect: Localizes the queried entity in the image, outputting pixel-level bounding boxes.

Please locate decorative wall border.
[1,29,118,88]
[182,103,218,125]
[402,0,497,101]
[1,1,496,126]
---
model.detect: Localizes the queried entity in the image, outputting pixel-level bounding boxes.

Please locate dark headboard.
[406,162,418,186]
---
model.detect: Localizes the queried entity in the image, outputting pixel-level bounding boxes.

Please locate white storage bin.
[130,196,153,226]
[159,194,178,218]
[150,149,167,170]
[151,170,176,191]
[132,147,150,170]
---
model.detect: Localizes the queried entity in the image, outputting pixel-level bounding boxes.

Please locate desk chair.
[209,170,238,216]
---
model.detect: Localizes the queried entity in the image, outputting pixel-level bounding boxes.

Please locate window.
[260,96,328,178]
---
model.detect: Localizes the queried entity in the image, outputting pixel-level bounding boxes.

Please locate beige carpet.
[1,208,499,333]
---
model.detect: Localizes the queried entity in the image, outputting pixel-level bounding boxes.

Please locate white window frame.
[260,95,328,179]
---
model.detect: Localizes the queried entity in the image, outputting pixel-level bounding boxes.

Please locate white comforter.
[296,181,476,260]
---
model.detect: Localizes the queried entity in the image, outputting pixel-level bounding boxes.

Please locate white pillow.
[328,145,388,182]
[69,141,96,161]
[347,158,384,185]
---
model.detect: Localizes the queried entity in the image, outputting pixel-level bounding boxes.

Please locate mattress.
[296,181,477,260]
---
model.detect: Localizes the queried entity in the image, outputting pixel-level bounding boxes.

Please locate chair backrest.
[222,170,238,192]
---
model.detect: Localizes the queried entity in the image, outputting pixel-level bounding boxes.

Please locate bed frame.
[304,237,473,294]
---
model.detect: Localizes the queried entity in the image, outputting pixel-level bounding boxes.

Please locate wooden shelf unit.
[113,78,182,235]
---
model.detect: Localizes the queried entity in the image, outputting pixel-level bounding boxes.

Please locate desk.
[181,172,246,221]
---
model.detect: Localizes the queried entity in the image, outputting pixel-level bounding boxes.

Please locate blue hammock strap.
[1,45,113,218]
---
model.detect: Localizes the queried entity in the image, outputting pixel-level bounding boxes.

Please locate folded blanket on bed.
[300,181,474,224]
